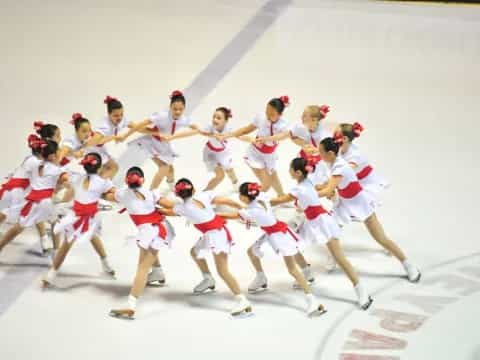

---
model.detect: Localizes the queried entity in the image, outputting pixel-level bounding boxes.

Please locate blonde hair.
[306,105,327,123]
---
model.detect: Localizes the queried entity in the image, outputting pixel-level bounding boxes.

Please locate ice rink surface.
[1,1,479,359]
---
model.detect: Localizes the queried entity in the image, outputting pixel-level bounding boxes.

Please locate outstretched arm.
[317,176,341,198]
[212,196,244,209]
[219,124,257,141]
[216,211,241,220]
[270,194,295,206]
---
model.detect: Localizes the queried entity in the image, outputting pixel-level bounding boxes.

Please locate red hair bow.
[352,122,364,137]
[126,173,144,186]
[333,132,344,146]
[279,95,290,107]
[247,182,261,195]
[170,90,183,98]
[27,134,47,150]
[33,121,44,132]
[70,113,83,124]
[319,105,330,116]
[103,95,118,104]
[80,155,98,166]
[175,181,192,194]
[305,156,317,173]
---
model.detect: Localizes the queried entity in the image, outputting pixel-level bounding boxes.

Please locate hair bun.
[319,105,330,116]
[279,95,290,107]
[175,181,192,194]
[103,95,118,104]
[33,120,44,133]
[170,90,183,99]
[247,182,261,196]
[333,132,344,146]
[352,122,364,137]
[126,172,144,186]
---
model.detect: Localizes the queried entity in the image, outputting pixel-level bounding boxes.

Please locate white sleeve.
[276,118,289,132]
[102,179,115,193]
[289,185,301,199]
[238,208,254,222]
[173,203,185,216]
[152,189,162,203]
[94,119,111,136]
[23,157,41,173]
[251,114,262,128]
[290,123,306,139]
[331,163,344,177]
[202,124,213,133]
[114,188,126,203]
[61,137,76,150]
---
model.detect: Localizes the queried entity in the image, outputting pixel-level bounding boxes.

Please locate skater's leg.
[153,254,161,267]
[205,167,225,191]
[166,165,175,183]
[0,213,5,224]
[190,246,210,274]
[213,252,241,295]
[364,213,406,262]
[130,248,157,298]
[225,168,238,185]
[150,158,170,190]
[270,170,285,197]
[0,224,24,252]
[295,252,309,268]
[247,245,264,272]
[51,239,74,270]
[250,168,272,192]
[326,238,358,285]
[90,235,107,259]
[283,256,311,294]
[35,222,46,237]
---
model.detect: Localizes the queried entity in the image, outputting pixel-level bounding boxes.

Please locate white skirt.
[53,210,102,244]
[128,135,177,165]
[135,219,175,251]
[0,187,29,223]
[359,170,390,204]
[193,228,232,259]
[244,145,278,174]
[203,146,233,172]
[298,213,342,245]
[251,230,301,258]
[333,190,376,225]
[18,199,56,228]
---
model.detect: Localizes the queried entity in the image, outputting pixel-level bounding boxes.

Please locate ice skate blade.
[248,285,268,294]
[292,279,315,290]
[409,271,421,283]
[147,280,166,288]
[193,286,215,296]
[360,296,373,311]
[109,310,135,320]
[230,306,254,319]
[308,306,327,318]
[99,204,113,212]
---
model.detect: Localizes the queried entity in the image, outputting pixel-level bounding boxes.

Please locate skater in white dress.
[0,141,70,255]
[130,90,198,191]
[108,167,176,320]
[271,158,374,310]
[335,122,389,202]
[217,182,326,317]
[317,136,421,282]
[217,96,292,196]
[58,113,94,167]
[42,153,117,288]
[157,178,252,317]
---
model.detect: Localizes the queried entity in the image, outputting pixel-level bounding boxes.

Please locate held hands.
[73,149,85,159]
[302,144,319,155]
[114,134,127,143]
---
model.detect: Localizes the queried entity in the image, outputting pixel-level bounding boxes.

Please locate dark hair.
[290,157,314,179]
[239,182,260,201]
[71,113,90,131]
[104,96,123,114]
[41,140,58,160]
[216,107,232,120]
[82,153,102,174]
[267,95,289,115]
[320,137,340,155]
[126,166,144,189]
[37,124,59,140]
[175,178,194,199]
[170,90,186,106]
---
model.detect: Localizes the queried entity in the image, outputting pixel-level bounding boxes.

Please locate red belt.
[0,178,30,200]
[261,221,299,241]
[254,141,278,154]
[129,211,167,239]
[338,181,363,199]
[299,150,321,165]
[304,205,328,220]
[356,165,373,180]
[20,188,55,217]
[206,141,225,152]
[72,201,98,233]
[194,215,233,242]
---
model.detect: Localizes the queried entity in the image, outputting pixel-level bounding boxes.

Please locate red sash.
[299,150,321,165]
[60,157,71,166]
[194,215,233,242]
[356,165,373,180]
[206,141,226,152]
[254,142,278,154]
[0,178,30,200]
[129,211,167,239]
[20,188,55,217]
[72,201,99,233]
[304,205,328,220]
[261,221,299,241]
[338,181,363,199]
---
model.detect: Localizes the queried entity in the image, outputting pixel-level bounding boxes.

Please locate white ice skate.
[147,266,166,287]
[406,267,421,283]
[101,258,116,277]
[293,265,315,289]
[248,272,268,293]
[230,295,253,318]
[355,283,373,310]
[324,253,337,273]
[41,269,58,289]
[306,295,327,317]
[109,308,135,320]
[193,274,215,295]
[98,199,113,212]
[40,236,52,257]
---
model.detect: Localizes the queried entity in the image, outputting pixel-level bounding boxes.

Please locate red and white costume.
[330,156,376,225]
[239,193,300,258]
[173,191,232,259]
[54,174,114,244]
[202,123,233,172]
[244,115,289,174]
[115,187,175,250]
[16,161,66,227]
[91,115,131,163]
[290,123,331,185]
[131,110,192,165]
[289,179,341,245]
[341,143,389,201]
[0,155,41,223]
